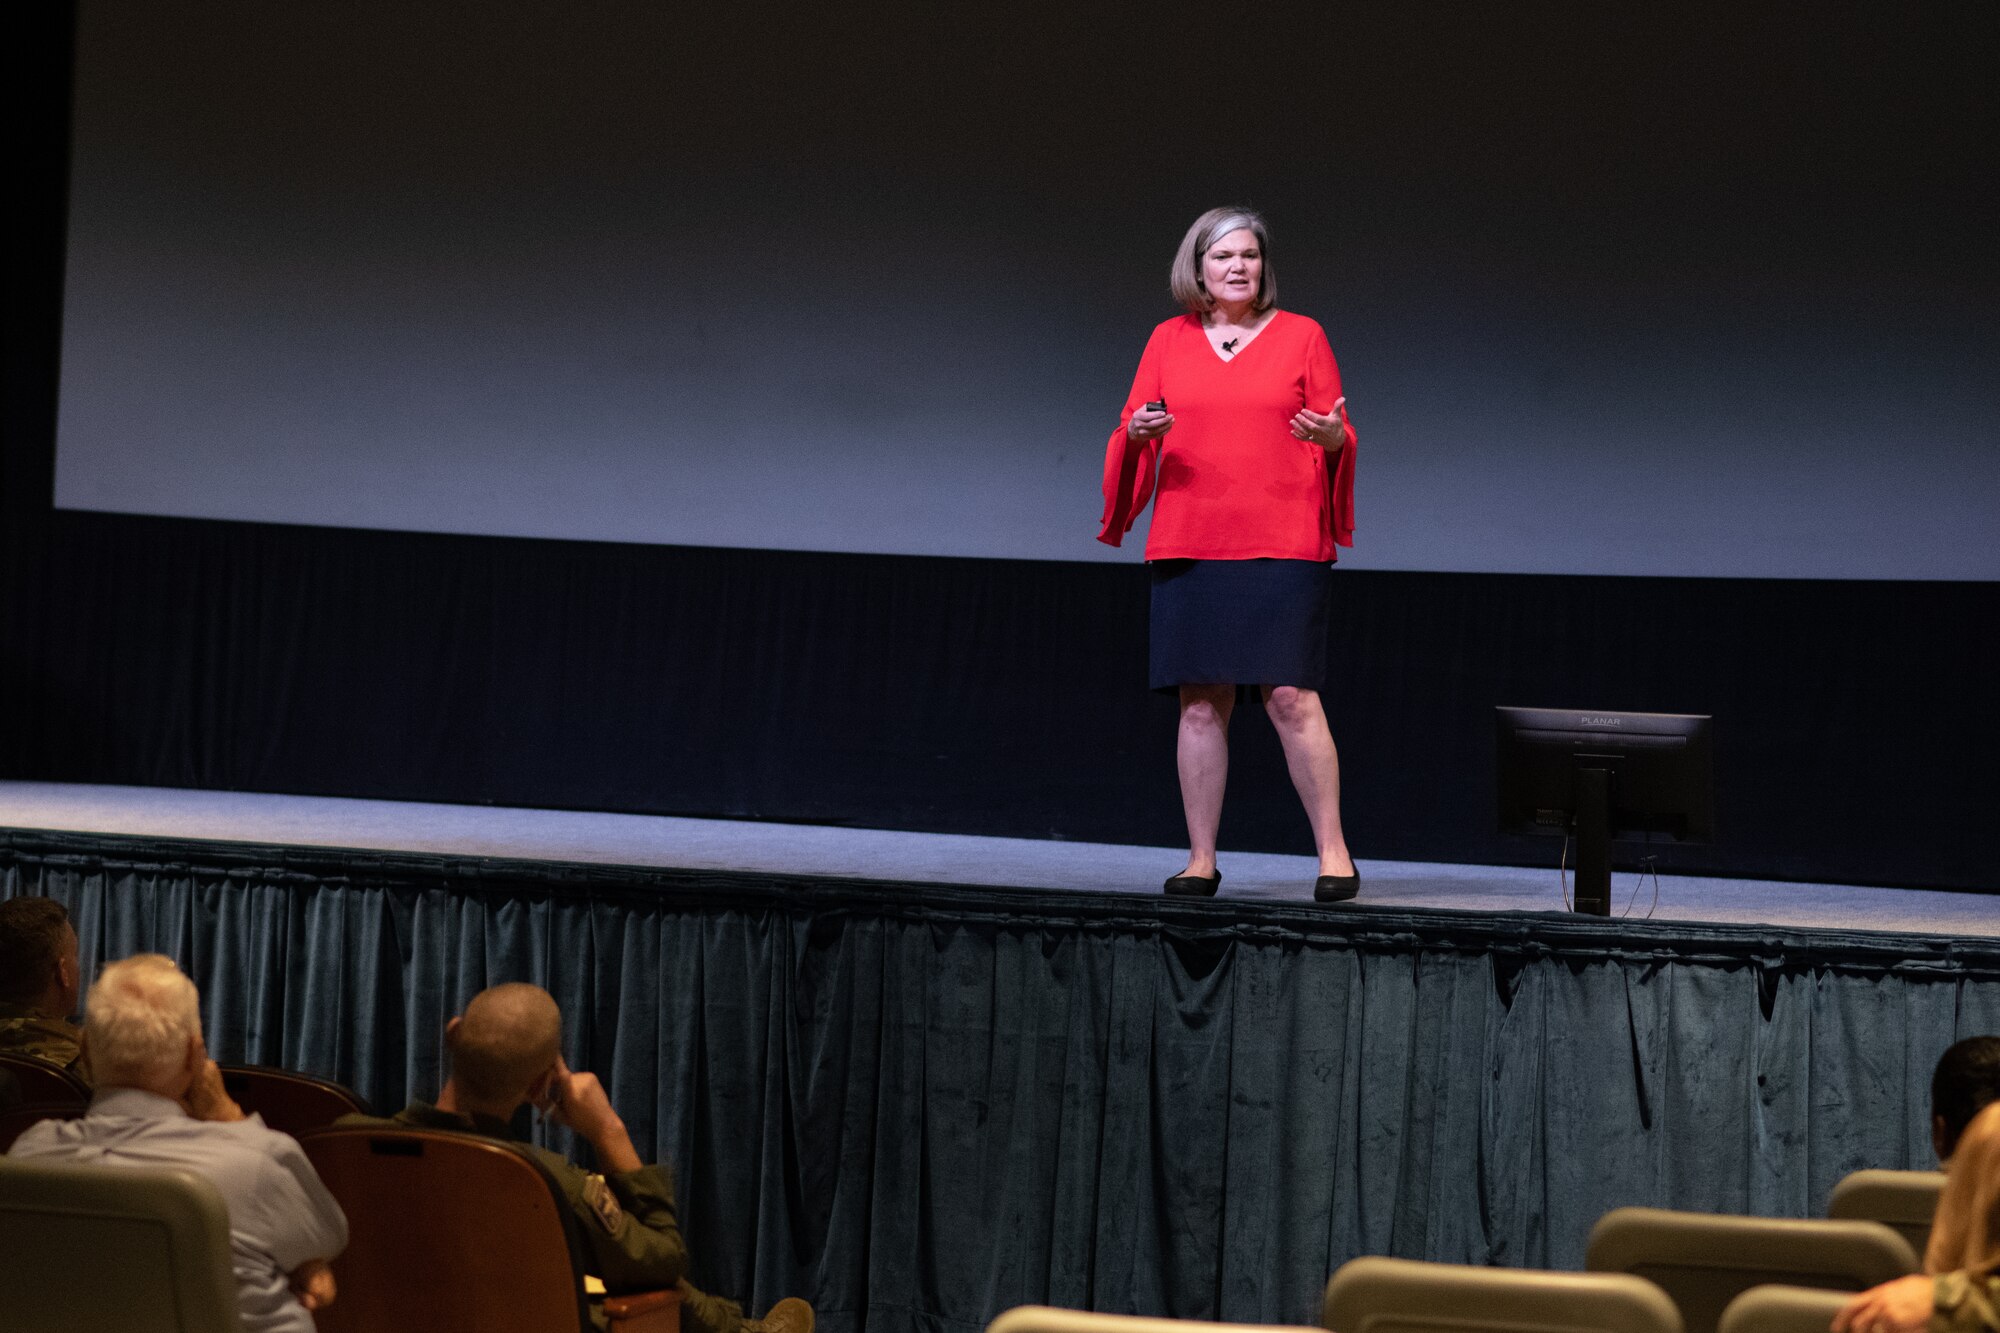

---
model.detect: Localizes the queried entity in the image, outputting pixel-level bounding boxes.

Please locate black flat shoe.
[1313,872,1360,903]
[1164,871,1222,897]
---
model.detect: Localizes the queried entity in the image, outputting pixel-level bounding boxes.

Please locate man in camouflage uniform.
[0,896,85,1072]
[342,983,812,1333]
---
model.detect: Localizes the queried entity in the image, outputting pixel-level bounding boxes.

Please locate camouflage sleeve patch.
[581,1172,625,1233]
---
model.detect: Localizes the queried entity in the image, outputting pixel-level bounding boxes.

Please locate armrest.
[605,1285,682,1333]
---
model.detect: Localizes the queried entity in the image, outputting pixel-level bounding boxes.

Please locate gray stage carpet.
[1,780,1993,937]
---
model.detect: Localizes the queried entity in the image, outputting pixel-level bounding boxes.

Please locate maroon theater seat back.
[0,1052,90,1107]
[299,1125,595,1333]
[217,1064,368,1137]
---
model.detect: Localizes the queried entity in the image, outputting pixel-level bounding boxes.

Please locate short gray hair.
[85,954,203,1086]
[1169,206,1276,314]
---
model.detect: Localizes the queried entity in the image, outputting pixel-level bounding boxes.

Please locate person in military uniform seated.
[0,896,86,1073]
[343,983,813,1333]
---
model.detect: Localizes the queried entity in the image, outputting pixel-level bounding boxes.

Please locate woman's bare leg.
[1261,685,1356,876]
[1177,684,1236,877]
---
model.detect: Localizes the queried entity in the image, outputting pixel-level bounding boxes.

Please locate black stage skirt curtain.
[8,830,1999,1332]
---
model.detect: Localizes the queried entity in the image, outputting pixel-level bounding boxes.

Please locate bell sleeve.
[1097,325,1170,547]
[1305,326,1357,551]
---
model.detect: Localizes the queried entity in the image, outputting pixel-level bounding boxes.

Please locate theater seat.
[989,1306,1324,1333]
[299,1125,679,1333]
[1826,1169,1946,1260]
[217,1063,369,1136]
[1585,1207,1918,1333]
[0,1052,90,1106]
[0,1156,241,1333]
[1322,1255,1684,1333]
[1717,1286,1853,1333]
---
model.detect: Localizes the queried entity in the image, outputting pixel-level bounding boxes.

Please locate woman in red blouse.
[1099,207,1360,902]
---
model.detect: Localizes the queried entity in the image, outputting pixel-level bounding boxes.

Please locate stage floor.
[1,780,1994,938]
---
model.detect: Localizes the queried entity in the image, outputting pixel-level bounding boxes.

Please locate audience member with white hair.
[7,953,347,1333]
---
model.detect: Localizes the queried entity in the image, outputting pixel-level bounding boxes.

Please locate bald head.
[445,983,562,1108]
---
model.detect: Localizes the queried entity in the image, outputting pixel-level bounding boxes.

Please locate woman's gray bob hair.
[1169,206,1276,314]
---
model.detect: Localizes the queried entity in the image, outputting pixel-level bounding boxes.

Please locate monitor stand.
[1572,767,1612,915]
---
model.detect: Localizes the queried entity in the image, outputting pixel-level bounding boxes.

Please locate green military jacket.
[1936,1272,2000,1333]
[0,1002,84,1071]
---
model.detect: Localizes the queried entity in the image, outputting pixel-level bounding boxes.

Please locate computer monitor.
[1495,707,1715,915]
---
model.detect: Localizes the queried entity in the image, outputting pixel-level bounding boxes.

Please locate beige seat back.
[988,1305,1324,1333]
[1827,1170,1946,1260]
[1717,1285,1854,1333]
[1323,1255,1684,1333]
[1585,1207,1918,1333]
[0,1157,242,1333]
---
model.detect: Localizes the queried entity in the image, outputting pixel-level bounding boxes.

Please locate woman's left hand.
[1832,1275,1935,1333]
[1291,396,1350,450]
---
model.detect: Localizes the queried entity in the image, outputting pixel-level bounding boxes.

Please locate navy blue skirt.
[1149,558,1332,693]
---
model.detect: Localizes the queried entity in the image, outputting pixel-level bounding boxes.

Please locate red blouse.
[1098,310,1356,561]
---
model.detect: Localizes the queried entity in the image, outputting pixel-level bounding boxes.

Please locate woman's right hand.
[1127,406,1175,441]
[1832,1275,1935,1333]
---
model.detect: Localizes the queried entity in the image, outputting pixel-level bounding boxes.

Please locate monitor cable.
[1626,852,1661,919]
[1559,834,1662,918]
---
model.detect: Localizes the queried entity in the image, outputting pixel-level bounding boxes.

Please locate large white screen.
[53,2,1999,579]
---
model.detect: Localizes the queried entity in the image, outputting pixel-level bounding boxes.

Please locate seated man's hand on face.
[289,1259,337,1312]
[184,1058,247,1123]
[543,1061,620,1139]
[1833,1275,1934,1333]
[539,1059,642,1174]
